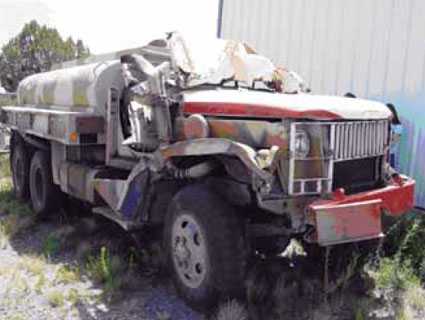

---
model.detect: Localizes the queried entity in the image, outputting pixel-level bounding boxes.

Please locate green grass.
[85,246,124,298]
[372,258,420,291]
[0,154,11,178]
[42,233,61,259]
[0,178,32,216]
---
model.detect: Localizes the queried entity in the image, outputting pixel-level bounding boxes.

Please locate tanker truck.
[0,33,415,309]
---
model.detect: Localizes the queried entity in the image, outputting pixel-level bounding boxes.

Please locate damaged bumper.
[308,176,415,246]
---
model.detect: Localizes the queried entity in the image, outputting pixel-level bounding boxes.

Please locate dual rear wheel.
[11,138,61,215]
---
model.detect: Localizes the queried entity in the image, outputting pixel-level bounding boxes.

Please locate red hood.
[183,89,392,120]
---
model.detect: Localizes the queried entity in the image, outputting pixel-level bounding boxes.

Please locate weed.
[214,300,248,320]
[0,178,32,215]
[55,265,80,285]
[19,255,47,276]
[372,258,420,291]
[0,154,11,178]
[47,290,65,308]
[404,286,425,311]
[67,288,81,306]
[42,233,61,259]
[86,246,124,297]
[34,274,47,293]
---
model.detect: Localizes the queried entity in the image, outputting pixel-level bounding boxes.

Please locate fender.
[157,138,273,182]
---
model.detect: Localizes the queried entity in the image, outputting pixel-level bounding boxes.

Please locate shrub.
[384,211,425,282]
[372,258,420,291]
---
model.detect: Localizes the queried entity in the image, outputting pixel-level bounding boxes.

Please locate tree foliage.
[0,20,90,92]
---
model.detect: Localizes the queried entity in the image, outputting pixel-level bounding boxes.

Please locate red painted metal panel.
[312,199,383,246]
[183,102,342,120]
[310,177,415,217]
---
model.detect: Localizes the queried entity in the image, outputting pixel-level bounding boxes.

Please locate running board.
[92,206,143,231]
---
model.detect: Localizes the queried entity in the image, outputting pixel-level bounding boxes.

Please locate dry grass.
[55,265,80,285]
[214,300,248,320]
[47,290,66,308]
[19,255,48,276]
[0,154,11,178]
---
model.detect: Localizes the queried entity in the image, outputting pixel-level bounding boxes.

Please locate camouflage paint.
[177,117,289,149]
[16,61,123,111]
[42,75,57,105]
[158,138,273,181]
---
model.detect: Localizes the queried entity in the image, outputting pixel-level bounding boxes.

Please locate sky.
[0,0,220,54]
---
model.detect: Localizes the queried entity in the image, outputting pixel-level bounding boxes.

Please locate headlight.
[294,129,310,158]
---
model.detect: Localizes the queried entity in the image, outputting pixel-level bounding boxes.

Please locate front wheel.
[163,184,247,310]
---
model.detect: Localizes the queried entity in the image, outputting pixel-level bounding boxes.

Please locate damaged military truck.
[0,33,415,309]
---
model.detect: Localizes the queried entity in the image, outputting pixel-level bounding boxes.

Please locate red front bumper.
[308,177,415,246]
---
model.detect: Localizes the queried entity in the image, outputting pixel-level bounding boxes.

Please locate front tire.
[29,151,61,216]
[164,184,247,310]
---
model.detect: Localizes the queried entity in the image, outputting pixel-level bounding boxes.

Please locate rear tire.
[164,184,247,311]
[29,151,61,215]
[11,138,31,200]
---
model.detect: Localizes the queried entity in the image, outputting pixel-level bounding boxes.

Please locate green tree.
[0,20,90,92]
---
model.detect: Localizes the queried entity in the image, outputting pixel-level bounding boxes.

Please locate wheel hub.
[171,213,208,289]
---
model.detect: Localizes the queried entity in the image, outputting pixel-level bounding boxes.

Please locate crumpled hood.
[183,89,392,120]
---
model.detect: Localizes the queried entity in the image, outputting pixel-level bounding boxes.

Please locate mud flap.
[311,199,383,246]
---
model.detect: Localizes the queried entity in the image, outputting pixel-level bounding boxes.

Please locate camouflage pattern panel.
[93,179,126,211]
[52,41,171,70]
[17,61,124,114]
[158,138,272,181]
[0,93,17,107]
[175,117,289,149]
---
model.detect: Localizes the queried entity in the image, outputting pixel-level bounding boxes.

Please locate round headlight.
[294,130,310,158]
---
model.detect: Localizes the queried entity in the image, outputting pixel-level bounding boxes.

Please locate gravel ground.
[0,208,204,320]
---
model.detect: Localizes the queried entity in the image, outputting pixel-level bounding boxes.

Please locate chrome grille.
[287,120,389,196]
[334,120,389,161]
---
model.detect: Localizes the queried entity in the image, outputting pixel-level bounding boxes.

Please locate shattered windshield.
[168,33,276,88]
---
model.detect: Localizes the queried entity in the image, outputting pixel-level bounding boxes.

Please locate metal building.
[218,0,425,208]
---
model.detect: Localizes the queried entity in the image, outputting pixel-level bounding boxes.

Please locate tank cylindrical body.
[17,61,124,114]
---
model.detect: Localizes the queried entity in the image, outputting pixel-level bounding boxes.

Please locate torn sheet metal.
[169,33,275,87]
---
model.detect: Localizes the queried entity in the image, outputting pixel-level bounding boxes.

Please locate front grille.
[334,120,388,161]
[287,120,389,196]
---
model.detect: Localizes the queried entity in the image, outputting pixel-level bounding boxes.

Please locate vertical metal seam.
[334,1,346,95]
[308,0,319,89]
[365,0,379,97]
[382,0,396,98]
[401,0,415,94]
[216,0,224,38]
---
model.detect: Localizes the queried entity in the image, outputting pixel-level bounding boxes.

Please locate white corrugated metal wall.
[220,0,425,207]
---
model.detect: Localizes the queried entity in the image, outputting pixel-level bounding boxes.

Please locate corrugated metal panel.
[220,0,425,207]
